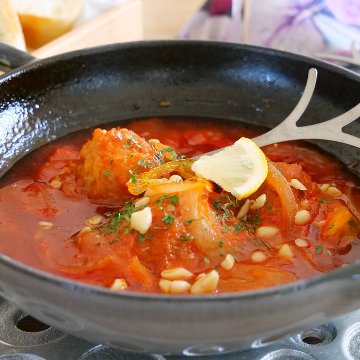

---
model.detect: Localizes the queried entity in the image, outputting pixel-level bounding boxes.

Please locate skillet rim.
[1,40,360,302]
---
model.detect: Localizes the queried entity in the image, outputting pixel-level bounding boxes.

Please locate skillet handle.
[0,43,35,72]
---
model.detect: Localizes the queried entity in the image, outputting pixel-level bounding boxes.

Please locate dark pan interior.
[0,41,360,178]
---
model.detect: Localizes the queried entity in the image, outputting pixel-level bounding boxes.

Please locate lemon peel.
[191,137,268,199]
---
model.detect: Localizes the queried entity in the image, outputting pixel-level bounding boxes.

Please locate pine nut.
[300,199,310,209]
[169,175,183,182]
[111,278,128,291]
[79,226,92,235]
[250,194,267,210]
[220,254,235,270]
[190,270,219,294]
[278,244,294,257]
[237,199,251,219]
[251,251,267,263]
[161,267,193,281]
[319,183,330,192]
[295,238,309,248]
[294,210,310,225]
[130,207,152,234]
[290,179,307,191]
[134,197,150,208]
[38,221,53,230]
[159,279,172,293]
[169,280,191,294]
[256,226,279,238]
[325,186,342,197]
[85,215,103,226]
[49,178,62,189]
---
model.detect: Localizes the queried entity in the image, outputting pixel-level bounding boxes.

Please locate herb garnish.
[265,200,273,210]
[125,134,142,148]
[204,257,210,264]
[101,201,136,234]
[315,245,323,254]
[138,233,146,243]
[103,170,111,177]
[319,199,328,203]
[138,159,147,168]
[129,170,137,183]
[185,219,195,225]
[162,147,174,153]
[162,214,175,225]
[124,226,132,234]
[157,195,179,206]
[109,237,121,245]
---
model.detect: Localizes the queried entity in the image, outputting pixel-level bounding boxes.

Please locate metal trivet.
[1,297,360,360]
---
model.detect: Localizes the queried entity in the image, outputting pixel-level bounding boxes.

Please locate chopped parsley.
[222,224,232,233]
[212,194,238,222]
[101,201,136,234]
[138,233,146,243]
[162,147,174,153]
[125,133,142,148]
[162,214,175,225]
[124,226,132,234]
[203,257,210,264]
[156,195,179,206]
[265,200,273,210]
[103,170,111,177]
[233,223,245,234]
[315,245,323,254]
[185,219,195,225]
[242,210,261,233]
[180,235,187,242]
[138,159,147,168]
[109,237,121,245]
[218,241,224,248]
[129,170,137,183]
[319,199,328,203]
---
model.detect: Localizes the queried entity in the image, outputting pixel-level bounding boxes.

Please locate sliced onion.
[179,181,221,255]
[341,188,360,224]
[266,161,298,229]
[127,160,194,195]
[145,179,208,197]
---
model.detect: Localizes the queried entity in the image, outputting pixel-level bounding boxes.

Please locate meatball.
[77,128,162,203]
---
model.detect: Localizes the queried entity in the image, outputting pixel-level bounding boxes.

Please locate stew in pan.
[0,117,359,294]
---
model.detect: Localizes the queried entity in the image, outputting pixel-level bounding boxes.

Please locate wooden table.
[34,0,203,58]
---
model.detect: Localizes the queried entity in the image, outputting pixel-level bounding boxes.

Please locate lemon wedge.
[191,137,268,199]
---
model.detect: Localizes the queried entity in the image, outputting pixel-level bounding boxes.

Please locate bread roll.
[11,0,84,49]
[0,0,26,50]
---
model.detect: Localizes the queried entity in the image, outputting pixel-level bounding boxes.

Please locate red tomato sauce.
[0,117,359,294]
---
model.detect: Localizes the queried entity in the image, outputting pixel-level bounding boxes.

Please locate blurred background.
[0,0,359,69]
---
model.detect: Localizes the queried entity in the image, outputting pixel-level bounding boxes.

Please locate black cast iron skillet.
[0,41,360,356]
